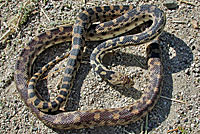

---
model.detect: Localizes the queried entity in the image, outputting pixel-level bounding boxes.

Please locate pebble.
[32,127,38,131]
[192,45,196,50]
[184,118,188,122]
[163,0,178,9]
[185,68,190,75]
[191,123,195,128]
[195,68,200,73]
[191,19,199,29]
[190,39,195,45]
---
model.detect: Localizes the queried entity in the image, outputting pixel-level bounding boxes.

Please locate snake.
[14,4,166,129]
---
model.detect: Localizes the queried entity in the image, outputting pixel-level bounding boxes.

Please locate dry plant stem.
[40,7,51,22]
[178,0,195,6]
[144,114,148,134]
[160,95,186,104]
[0,29,11,41]
[0,2,6,8]
[167,128,179,133]
[172,20,187,24]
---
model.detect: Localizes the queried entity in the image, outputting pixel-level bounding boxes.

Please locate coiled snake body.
[15,4,166,129]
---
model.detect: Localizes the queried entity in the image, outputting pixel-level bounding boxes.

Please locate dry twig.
[160,95,186,104]
[178,0,195,6]
[40,7,51,22]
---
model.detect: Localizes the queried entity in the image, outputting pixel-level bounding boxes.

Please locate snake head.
[109,72,134,88]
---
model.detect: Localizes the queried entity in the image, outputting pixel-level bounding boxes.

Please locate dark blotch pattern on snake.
[15,4,165,129]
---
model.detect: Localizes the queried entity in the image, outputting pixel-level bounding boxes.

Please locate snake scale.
[15,4,166,129]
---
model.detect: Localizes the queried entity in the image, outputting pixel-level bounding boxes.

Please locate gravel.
[0,0,199,134]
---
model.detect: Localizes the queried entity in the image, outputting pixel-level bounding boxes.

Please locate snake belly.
[15,4,165,129]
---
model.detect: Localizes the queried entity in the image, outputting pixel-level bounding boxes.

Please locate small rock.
[191,63,196,68]
[54,67,59,71]
[97,77,103,82]
[187,105,193,110]
[195,68,200,73]
[191,45,196,50]
[176,119,180,124]
[27,31,31,35]
[190,39,195,46]
[194,72,199,77]
[185,68,190,75]
[184,118,188,122]
[191,19,199,29]
[163,0,178,9]
[32,127,38,131]
[191,123,195,128]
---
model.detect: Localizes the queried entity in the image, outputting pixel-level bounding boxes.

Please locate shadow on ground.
[33,31,193,134]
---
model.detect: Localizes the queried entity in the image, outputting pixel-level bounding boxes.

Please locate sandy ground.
[0,0,199,134]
